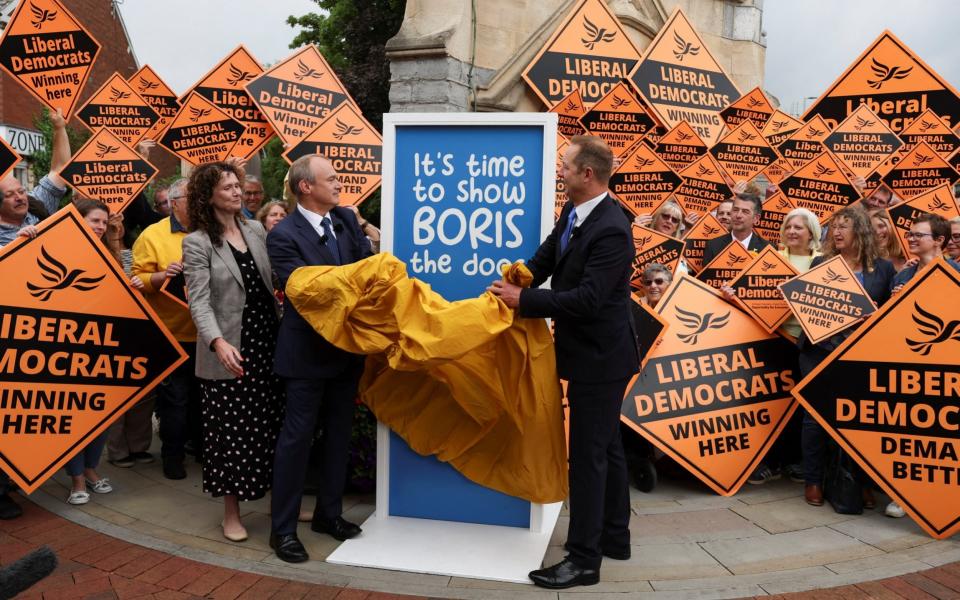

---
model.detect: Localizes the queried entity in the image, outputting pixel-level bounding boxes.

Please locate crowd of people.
[1,128,958,587]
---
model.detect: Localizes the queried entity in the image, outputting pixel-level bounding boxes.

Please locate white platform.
[326,504,562,584]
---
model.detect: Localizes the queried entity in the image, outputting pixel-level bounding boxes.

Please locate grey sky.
[763,0,959,115]
[117,0,320,94]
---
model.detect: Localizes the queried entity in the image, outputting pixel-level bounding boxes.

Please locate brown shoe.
[862,488,876,510]
[804,484,823,506]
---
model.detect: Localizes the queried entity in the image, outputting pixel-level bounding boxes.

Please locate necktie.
[321,216,341,265]
[560,210,577,253]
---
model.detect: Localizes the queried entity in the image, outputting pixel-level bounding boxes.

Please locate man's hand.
[16,225,38,239]
[50,107,66,130]
[164,261,183,278]
[136,139,156,159]
[488,279,521,308]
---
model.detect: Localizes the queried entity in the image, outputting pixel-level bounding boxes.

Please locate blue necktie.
[560,210,577,253]
[322,216,341,265]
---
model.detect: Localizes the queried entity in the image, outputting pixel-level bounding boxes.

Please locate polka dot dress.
[199,243,283,501]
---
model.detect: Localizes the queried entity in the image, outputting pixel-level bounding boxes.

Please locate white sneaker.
[67,490,90,505]
[885,501,906,518]
[85,478,113,494]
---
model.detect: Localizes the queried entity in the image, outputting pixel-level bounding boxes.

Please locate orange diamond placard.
[128,65,180,142]
[283,102,382,207]
[58,128,157,214]
[550,89,589,139]
[792,259,960,538]
[159,93,245,165]
[761,158,791,186]
[762,110,805,148]
[719,87,776,130]
[522,0,643,108]
[182,45,274,159]
[673,153,732,217]
[609,142,683,216]
[754,192,797,245]
[621,274,800,496]
[654,121,709,172]
[804,31,960,134]
[630,7,740,146]
[899,109,960,158]
[0,136,21,182]
[555,135,569,221]
[823,104,903,178]
[631,224,684,290]
[882,141,959,200]
[0,205,187,493]
[779,151,860,223]
[681,212,726,275]
[0,0,101,117]
[777,115,832,172]
[779,255,877,345]
[75,72,160,145]
[696,240,753,290]
[728,246,799,333]
[709,120,779,182]
[887,184,960,259]
[578,81,655,156]
[245,45,356,146]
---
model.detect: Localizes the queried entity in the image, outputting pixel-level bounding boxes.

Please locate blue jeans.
[65,432,108,477]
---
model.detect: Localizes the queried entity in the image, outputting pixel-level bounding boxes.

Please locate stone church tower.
[387,0,766,113]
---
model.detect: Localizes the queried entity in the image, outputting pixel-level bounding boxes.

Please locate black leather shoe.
[0,493,22,520]
[269,533,309,563]
[529,558,599,589]
[603,546,631,560]
[311,516,362,541]
[162,458,186,480]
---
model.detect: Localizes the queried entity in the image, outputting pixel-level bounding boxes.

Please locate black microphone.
[334,222,344,234]
[0,546,58,598]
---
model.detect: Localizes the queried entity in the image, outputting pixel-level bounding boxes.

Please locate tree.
[31,109,89,192]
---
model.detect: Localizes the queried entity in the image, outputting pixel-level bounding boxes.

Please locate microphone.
[0,546,58,598]
[318,234,328,244]
[334,222,344,234]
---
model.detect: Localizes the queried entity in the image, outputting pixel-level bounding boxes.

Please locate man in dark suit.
[490,136,639,589]
[266,155,373,563]
[700,192,771,265]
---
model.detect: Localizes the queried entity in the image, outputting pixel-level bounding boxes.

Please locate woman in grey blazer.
[182,161,283,543]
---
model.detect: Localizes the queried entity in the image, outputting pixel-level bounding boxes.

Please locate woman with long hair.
[869,209,906,271]
[256,200,288,233]
[182,162,283,542]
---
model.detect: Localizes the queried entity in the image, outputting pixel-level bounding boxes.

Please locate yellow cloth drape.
[285,253,568,504]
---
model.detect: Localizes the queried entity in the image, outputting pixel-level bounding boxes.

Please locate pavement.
[7,446,960,599]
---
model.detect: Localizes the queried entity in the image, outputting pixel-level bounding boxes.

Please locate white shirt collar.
[733,231,752,250]
[572,192,607,226]
[298,204,336,238]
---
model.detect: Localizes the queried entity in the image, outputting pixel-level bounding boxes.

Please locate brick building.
[0,0,177,187]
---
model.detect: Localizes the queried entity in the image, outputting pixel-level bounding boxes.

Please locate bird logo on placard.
[771,119,789,131]
[927,196,951,211]
[675,131,694,143]
[188,106,211,122]
[633,156,655,169]
[563,99,580,113]
[775,197,791,210]
[26,247,105,302]
[29,3,56,29]
[703,224,720,236]
[109,87,131,103]
[854,116,875,131]
[761,260,777,272]
[695,164,714,177]
[918,120,937,133]
[95,141,119,158]
[821,267,849,284]
[737,130,758,143]
[226,63,256,87]
[747,97,764,108]
[675,306,729,344]
[672,31,700,61]
[635,234,652,248]
[867,58,912,90]
[293,59,323,81]
[906,302,960,356]
[611,95,631,109]
[812,162,836,177]
[137,77,159,94]
[581,16,616,50]
[805,126,824,138]
[332,119,363,140]
[912,153,934,167]
[725,253,747,268]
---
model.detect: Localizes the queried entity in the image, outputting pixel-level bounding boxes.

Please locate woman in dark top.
[182,162,283,542]
[800,205,894,508]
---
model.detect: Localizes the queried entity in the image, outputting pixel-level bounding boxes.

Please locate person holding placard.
[490,135,638,590]
[701,191,771,265]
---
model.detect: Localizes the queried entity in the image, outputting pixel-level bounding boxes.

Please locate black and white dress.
[199,243,283,500]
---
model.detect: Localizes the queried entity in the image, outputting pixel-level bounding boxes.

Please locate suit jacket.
[267,205,373,379]
[182,219,278,380]
[519,195,639,383]
[701,231,772,266]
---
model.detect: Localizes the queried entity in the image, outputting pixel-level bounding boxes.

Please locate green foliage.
[31,108,89,184]
[261,137,288,201]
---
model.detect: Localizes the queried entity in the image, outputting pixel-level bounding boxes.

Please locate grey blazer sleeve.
[182,232,224,352]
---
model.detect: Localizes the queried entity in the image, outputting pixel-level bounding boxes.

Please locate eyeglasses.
[659,214,680,223]
[644,278,667,286]
[951,233,960,241]
[904,232,934,240]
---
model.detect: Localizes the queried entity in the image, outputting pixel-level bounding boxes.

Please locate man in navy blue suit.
[490,135,639,589]
[266,154,373,563]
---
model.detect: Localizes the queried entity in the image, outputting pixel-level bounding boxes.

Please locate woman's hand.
[633,214,653,227]
[164,261,183,278]
[720,285,737,303]
[212,338,244,377]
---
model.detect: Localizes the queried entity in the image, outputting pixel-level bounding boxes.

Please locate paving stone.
[629,508,766,545]
[825,551,933,575]
[649,566,834,591]
[729,497,856,534]
[734,479,806,505]
[828,511,933,552]
[599,543,728,581]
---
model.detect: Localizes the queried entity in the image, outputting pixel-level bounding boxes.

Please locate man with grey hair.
[242,175,265,219]
[267,154,372,563]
